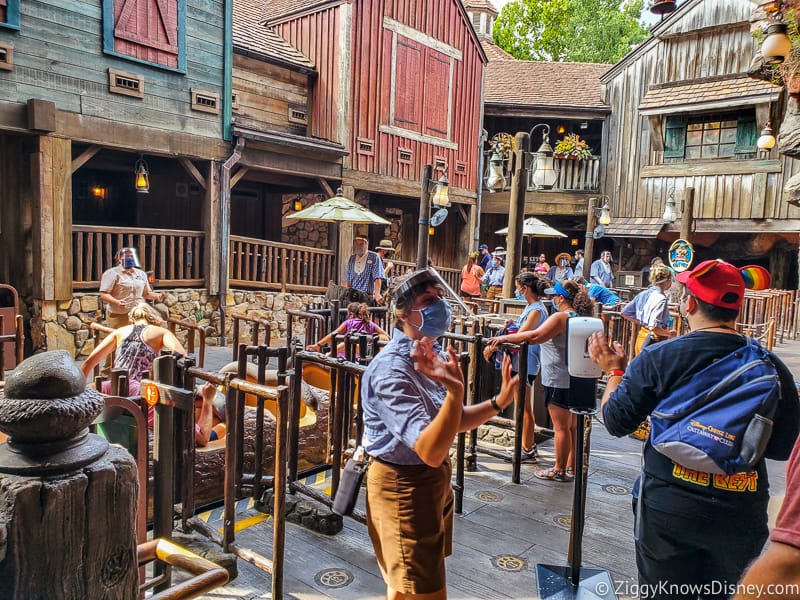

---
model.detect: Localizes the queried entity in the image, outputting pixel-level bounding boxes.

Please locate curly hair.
[559,279,594,316]
[128,303,164,326]
[649,263,673,286]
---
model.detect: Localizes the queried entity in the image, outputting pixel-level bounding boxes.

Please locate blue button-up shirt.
[482,265,505,286]
[346,251,385,293]
[361,329,446,465]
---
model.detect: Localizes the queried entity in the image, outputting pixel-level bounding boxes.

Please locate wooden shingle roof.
[485,61,611,109]
[234,0,314,69]
[463,0,498,14]
[263,0,343,24]
[638,75,781,114]
[480,38,514,61]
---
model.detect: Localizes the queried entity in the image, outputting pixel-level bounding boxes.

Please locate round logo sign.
[143,383,160,407]
[668,239,694,273]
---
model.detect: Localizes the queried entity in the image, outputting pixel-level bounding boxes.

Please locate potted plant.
[553,133,593,160]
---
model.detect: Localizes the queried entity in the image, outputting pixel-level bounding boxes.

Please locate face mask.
[354,246,366,257]
[515,290,525,301]
[413,299,451,338]
[122,257,136,269]
[490,260,497,268]
[560,259,568,267]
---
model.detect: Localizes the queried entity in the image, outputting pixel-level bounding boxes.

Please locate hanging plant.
[553,133,593,160]
[489,133,514,160]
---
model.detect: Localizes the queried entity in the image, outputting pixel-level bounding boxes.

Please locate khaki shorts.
[366,458,453,594]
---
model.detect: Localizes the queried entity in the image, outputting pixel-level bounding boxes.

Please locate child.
[307,302,389,356]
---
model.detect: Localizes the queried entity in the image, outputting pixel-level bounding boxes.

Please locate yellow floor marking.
[217,512,271,534]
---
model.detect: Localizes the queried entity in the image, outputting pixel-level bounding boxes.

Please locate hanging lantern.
[485,150,507,192]
[762,23,792,65]
[134,156,150,194]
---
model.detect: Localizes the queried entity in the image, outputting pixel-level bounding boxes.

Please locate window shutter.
[663,116,687,159]
[422,49,450,138]
[0,0,7,24]
[393,37,422,131]
[114,0,179,68]
[734,114,757,157]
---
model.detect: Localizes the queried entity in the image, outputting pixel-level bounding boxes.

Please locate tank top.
[113,323,158,384]
[540,311,573,389]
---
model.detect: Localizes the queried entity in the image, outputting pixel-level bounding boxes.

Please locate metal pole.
[584,197,598,277]
[680,186,695,243]
[416,164,433,270]
[504,132,530,298]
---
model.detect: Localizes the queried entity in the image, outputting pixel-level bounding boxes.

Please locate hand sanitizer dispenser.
[566,317,604,378]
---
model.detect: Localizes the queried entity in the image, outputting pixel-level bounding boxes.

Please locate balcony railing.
[73,225,204,289]
[393,260,461,294]
[229,235,335,293]
[483,155,601,193]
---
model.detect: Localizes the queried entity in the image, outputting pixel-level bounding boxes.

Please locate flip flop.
[534,468,568,482]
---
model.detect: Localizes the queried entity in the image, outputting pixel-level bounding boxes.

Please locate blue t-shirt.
[516,300,548,376]
[586,284,621,306]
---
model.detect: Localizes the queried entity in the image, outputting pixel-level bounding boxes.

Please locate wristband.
[607,369,625,378]
[490,397,502,413]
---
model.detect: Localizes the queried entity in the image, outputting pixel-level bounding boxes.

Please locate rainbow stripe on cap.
[740,265,771,290]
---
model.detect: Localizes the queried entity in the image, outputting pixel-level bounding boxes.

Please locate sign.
[143,382,160,407]
[668,239,694,273]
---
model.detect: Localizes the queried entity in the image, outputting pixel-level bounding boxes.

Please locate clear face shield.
[118,248,141,269]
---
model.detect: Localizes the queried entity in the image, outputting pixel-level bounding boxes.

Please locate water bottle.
[506,323,519,371]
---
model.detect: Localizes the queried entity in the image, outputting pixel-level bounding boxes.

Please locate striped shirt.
[345,251,385,293]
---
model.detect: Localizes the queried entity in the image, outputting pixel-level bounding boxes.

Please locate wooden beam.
[229,166,249,190]
[71,145,101,173]
[641,159,782,178]
[179,157,207,190]
[317,177,335,198]
[343,168,476,204]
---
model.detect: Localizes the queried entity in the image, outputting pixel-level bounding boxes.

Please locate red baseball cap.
[675,259,770,310]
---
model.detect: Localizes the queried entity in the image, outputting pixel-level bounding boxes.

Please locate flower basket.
[489,133,514,160]
[553,133,593,160]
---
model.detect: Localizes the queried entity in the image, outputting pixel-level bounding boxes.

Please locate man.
[590,249,614,287]
[578,276,621,306]
[374,239,395,294]
[620,263,677,354]
[573,249,585,279]
[100,247,164,331]
[588,259,799,599]
[345,235,385,305]
[481,251,505,300]
[478,243,492,271]
[735,435,800,599]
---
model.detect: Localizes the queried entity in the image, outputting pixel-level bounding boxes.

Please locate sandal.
[565,467,575,479]
[534,468,568,482]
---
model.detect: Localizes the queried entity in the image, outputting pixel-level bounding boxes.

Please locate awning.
[603,217,665,238]
[638,75,781,116]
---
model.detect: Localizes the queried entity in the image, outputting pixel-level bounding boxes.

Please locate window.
[0,0,20,30]
[381,17,460,151]
[103,0,186,72]
[664,111,758,162]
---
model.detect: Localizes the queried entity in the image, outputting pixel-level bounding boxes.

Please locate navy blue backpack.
[649,337,781,475]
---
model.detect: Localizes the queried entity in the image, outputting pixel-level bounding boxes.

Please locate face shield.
[118,248,141,269]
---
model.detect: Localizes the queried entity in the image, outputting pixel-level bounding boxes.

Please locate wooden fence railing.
[73,225,204,290]
[483,155,601,193]
[229,235,335,293]
[392,260,461,294]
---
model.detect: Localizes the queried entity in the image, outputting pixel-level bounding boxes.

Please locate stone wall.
[30,289,327,358]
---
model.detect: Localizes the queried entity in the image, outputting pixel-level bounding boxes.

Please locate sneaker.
[503,445,538,464]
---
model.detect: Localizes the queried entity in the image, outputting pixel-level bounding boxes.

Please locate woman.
[621,263,677,354]
[483,272,550,462]
[81,303,186,423]
[546,252,574,281]
[362,268,519,599]
[459,252,484,299]
[489,279,594,482]
[307,302,389,355]
[533,253,550,275]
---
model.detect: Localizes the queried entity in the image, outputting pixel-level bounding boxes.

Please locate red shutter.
[0,0,7,24]
[114,0,178,68]
[393,36,421,132]
[422,49,449,138]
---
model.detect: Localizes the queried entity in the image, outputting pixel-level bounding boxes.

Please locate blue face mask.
[413,299,452,338]
[490,260,498,268]
[122,257,136,269]
[515,289,525,301]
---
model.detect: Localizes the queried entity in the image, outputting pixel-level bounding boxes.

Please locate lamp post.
[503,132,531,298]
[416,164,450,270]
[583,195,611,273]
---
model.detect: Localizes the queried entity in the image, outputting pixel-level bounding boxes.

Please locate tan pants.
[486,285,503,300]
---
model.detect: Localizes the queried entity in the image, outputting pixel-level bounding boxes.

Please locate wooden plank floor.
[195,420,789,599]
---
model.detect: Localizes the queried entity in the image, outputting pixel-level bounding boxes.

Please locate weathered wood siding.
[351,0,483,195]
[273,5,343,143]
[601,0,800,225]
[0,0,225,141]
[232,54,311,136]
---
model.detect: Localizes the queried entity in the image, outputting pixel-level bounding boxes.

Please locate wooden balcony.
[483,155,601,194]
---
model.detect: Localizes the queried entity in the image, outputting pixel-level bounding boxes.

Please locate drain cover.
[476,490,503,502]
[554,514,572,528]
[602,484,630,495]
[492,554,528,572]
[314,568,354,588]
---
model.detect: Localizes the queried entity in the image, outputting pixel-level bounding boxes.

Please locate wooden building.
[265,0,487,267]
[600,0,800,286]
[463,1,612,260]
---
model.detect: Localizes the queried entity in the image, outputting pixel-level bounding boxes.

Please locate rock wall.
[30,289,326,358]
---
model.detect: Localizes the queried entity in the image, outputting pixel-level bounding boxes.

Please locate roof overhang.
[603,217,665,238]
[639,76,781,116]
[234,126,348,158]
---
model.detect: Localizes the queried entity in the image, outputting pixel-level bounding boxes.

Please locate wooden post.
[504,132,530,298]
[416,164,433,270]
[680,187,695,243]
[0,351,138,599]
[584,197,598,274]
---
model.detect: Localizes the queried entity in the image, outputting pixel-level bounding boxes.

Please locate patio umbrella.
[285,192,390,225]
[495,216,566,238]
